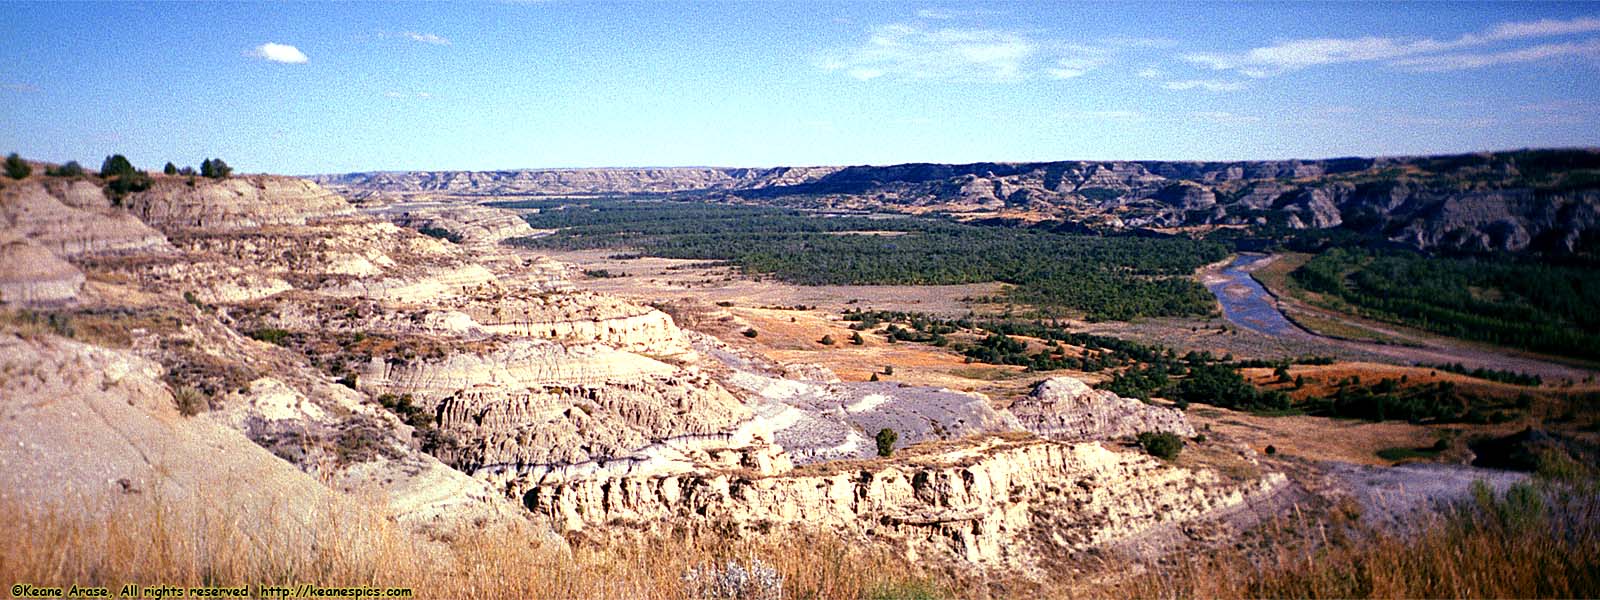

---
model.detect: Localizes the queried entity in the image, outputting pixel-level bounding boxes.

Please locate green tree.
[200,157,232,179]
[47,161,85,177]
[1137,431,1183,460]
[99,154,150,204]
[4,153,30,179]
[163,162,178,175]
[100,154,135,178]
[875,428,898,457]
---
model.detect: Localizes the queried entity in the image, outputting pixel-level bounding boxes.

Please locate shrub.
[1137,431,1184,460]
[742,328,758,338]
[172,385,209,417]
[247,328,291,346]
[200,158,232,179]
[876,428,897,457]
[418,226,463,243]
[850,331,864,345]
[682,558,783,600]
[46,161,85,177]
[882,365,894,375]
[100,154,135,178]
[819,335,835,345]
[163,162,177,175]
[5,153,31,179]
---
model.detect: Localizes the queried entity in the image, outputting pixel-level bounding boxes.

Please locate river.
[1203,253,1304,338]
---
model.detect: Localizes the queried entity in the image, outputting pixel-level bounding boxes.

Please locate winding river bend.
[1203,254,1305,338]
[1198,253,1596,381]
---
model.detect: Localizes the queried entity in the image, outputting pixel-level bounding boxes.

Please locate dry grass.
[0,493,954,600]
[1087,484,1600,599]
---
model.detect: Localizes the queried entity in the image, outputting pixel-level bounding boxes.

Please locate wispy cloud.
[1136,67,1163,79]
[1046,49,1109,79]
[1103,36,1178,49]
[819,24,1037,82]
[1182,15,1600,77]
[2,82,40,93]
[401,31,451,46]
[821,24,1122,82]
[915,8,1005,20]
[1390,38,1600,71]
[1162,79,1246,92]
[249,42,308,64]
[384,91,433,99]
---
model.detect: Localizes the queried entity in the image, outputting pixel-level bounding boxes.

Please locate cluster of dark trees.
[1294,247,1600,361]
[1299,378,1513,424]
[5,153,30,179]
[1423,363,1543,387]
[510,199,1229,321]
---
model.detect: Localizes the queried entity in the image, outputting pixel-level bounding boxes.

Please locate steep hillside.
[319,149,1600,255]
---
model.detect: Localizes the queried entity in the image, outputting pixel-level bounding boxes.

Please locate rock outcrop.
[526,435,1285,570]
[381,202,538,245]
[0,234,83,305]
[0,181,171,257]
[1009,377,1195,441]
[124,176,355,232]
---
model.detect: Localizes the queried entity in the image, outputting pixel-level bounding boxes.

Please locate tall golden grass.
[1085,483,1600,599]
[0,491,952,600]
[3,482,1593,599]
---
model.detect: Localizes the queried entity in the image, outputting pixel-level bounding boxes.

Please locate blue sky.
[1,2,1598,174]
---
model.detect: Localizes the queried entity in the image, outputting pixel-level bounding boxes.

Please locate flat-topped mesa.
[356,338,770,483]
[315,166,847,198]
[0,234,84,305]
[438,291,694,357]
[384,203,537,245]
[1010,377,1195,441]
[526,435,1285,569]
[0,180,171,258]
[124,175,356,232]
[432,375,759,470]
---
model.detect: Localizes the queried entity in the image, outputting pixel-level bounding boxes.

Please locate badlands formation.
[0,171,1287,575]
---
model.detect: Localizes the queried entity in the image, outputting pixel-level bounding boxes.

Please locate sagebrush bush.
[1137,431,1183,460]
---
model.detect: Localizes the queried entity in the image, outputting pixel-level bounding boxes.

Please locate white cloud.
[1480,16,1600,41]
[383,91,432,99]
[1102,36,1179,49]
[1183,15,1600,76]
[2,82,40,93]
[402,31,451,45]
[1046,54,1108,79]
[249,42,308,64]
[820,24,1121,82]
[1162,79,1245,92]
[915,8,1005,20]
[1136,67,1162,78]
[1390,38,1600,71]
[819,24,1037,82]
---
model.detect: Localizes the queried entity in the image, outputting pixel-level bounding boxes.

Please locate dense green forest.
[505,199,1227,321]
[1293,248,1600,361]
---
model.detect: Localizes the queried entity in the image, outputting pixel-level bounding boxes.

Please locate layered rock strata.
[526,435,1286,569]
[1010,377,1196,441]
